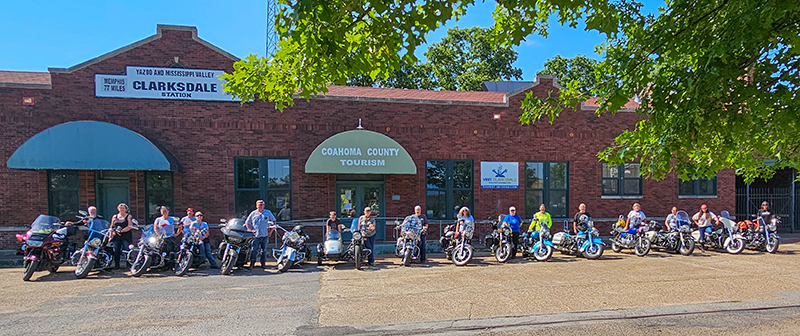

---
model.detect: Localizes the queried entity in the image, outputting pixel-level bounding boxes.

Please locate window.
[425,160,473,220]
[679,177,717,196]
[234,158,292,219]
[145,172,174,225]
[525,162,569,218]
[602,162,642,196]
[47,170,79,220]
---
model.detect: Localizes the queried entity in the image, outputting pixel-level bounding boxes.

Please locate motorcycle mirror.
[132,219,139,225]
[78,210,88,217]
[220,218,227,223]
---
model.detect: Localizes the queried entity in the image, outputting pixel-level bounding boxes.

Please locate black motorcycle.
[16,214,79,281]
[218,218,255,275]
[128,225,168,277]
[174,226,206,276]
[484,216,513,263]
[440,219,474,266]
[742,215,781,253]
[72,211,118,278]
[644,211,695,256]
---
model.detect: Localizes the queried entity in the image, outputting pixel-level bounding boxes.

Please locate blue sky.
[0,0,663,81]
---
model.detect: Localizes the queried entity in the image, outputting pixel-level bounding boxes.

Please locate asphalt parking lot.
[1,240,799,335]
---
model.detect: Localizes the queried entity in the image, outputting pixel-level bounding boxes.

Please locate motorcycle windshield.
[402,216,421,232]
[30,215,60,234]
[87,219,110,241]
[222,219,254,238]
[326,230,341,240]
[676,211,691,226]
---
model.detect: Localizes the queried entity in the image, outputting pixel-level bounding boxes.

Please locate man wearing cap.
[693,204,719,251]
[358,207,377,266]
[245,200,276,269]
[180,207,195,237]
[502,206,522,259]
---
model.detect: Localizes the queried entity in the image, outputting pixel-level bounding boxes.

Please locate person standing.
[528,204,552,234]
[245,200,276,269]
[414,205,429,263]
[189,212,218,268]
[502,206,522,259]
[572,204,591,234]
[358,207,377,266]
[693,204,719,251]
[109,203,134,269]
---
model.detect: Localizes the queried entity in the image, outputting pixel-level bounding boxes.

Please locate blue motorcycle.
[551,216,605,259]
[520,219,554,261]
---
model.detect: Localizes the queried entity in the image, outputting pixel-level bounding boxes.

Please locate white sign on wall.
[480,162,519,189]
[95,66,239,101]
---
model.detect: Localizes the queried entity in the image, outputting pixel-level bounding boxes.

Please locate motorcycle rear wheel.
[634,238,651,256]
[533,244,553,262]
[766,235,779,254]
[354,245,363,270]
[679,239,695,256]
[726,238,745,254]
[130,254,151,277]
[75,253,93,279]
[611,242,622,253]
[495,243,512,263]
[22,259,38,281]
[452,244,473,266]
[174,250,192,276]
[277,257,292,272]
[221,252,237,275]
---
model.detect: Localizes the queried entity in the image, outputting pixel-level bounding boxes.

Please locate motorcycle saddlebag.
[484,235,495,249]
[551,232,566,245]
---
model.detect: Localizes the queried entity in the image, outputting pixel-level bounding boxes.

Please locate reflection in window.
[602,162,641,196]
[145,172,174,225]
[234,158,292,219]
[679,177,717,196]
[48,170,80,220]
[425,160,473,220]
[525,162,569,218]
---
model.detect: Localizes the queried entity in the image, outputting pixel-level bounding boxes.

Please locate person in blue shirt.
[502,206,522,259]
[189,212,218,268]
[245,200,276,269]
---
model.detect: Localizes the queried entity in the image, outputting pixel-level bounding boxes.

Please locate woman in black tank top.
[110,203,134,269]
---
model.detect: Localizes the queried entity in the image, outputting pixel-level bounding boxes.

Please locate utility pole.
[266,0,278,57]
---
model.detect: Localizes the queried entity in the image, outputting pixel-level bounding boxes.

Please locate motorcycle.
[317,227,372,270]
[609,215,651,256]
[440,218,474,266]
[520,218,554,262]
[16,214,79,281]
[272,225,311,272]
[395,215,423,266]
[174,225,206,276]
[741,214,780,253]
[691,210,745,254]
[644,211,695,256]
[484,216,513,263]
[551,216,605,259]
[218,218,255,275]
[72,211,113,278]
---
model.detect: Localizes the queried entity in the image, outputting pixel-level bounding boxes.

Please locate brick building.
[0,25,734,249]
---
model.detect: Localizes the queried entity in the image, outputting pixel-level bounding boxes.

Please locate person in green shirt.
[527,204,553,239]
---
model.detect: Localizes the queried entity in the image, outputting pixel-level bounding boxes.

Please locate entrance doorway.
[336,180,385,241]
[96,171,130,220]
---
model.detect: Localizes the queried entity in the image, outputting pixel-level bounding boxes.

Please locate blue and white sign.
[95,66,238,101]
[480,162,519,189]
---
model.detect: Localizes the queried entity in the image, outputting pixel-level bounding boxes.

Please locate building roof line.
[48,25,239,74]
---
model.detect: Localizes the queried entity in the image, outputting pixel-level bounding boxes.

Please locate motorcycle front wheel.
[75,253,93,279]
[726,238,746,254]
[277,257,292,273]
[679,239,695,256]
[583,243,604,260]
[354,245,363,270]
[22,259,38,281]
[221,251,237,275]
[634,238,651,257]
[766,235,779,254]
[533,244,553,262]
[495,243,512,263]
[402,247,412,266]
[452,244,473,266]
[130,253,151,277]
[174,250,192,276]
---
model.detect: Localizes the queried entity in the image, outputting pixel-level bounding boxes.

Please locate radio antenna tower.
[266,0,279,57]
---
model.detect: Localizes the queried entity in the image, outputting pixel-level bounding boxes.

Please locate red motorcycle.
[16,215,78,281]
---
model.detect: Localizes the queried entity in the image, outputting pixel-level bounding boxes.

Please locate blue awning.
[7,121,181,171]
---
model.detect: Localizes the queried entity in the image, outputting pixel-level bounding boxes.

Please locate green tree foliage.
[539,55,598,94]
[346,26,522,91]
[221,0,800,181]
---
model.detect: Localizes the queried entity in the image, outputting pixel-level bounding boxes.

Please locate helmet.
[292,225,305,235]
[762,201,769,206]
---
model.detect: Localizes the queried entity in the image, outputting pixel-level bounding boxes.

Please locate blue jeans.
[112,238,130,269]
[419,234,427,262]
[251,236,268,264]
[202,242,217,267]
[365,236,375,264]
[698,226,713,243]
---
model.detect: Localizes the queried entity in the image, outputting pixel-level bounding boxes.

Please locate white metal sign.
[95,66,238,101]
[480,162,519,189]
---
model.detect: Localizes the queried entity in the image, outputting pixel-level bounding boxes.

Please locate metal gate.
[735,187,795,232]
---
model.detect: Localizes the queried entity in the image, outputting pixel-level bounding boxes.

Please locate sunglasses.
[196,215,204,217]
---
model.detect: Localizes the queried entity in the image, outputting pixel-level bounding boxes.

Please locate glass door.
[336,182,385,240]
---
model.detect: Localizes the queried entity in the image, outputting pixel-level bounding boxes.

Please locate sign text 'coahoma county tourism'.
[320,147,402,167]
[95,66,239,101]
[304,130,417,174]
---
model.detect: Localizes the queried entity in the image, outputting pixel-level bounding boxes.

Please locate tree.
[346,26,522,91]
[221,0,800,181]
[539,55,597,94]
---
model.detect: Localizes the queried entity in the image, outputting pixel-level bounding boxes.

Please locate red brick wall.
[0,26,735,249]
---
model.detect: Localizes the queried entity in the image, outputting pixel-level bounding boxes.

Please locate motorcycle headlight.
[405,231,417,240]
[147,236,160,248]
[288,232,300,243]
[89,238,103,248]
[591,227,599,235]
[28,240,43,247]
[767,223,777,232]
[353,232,362,240]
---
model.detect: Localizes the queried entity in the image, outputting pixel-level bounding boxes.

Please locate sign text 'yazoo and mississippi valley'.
[95,66,239,101]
